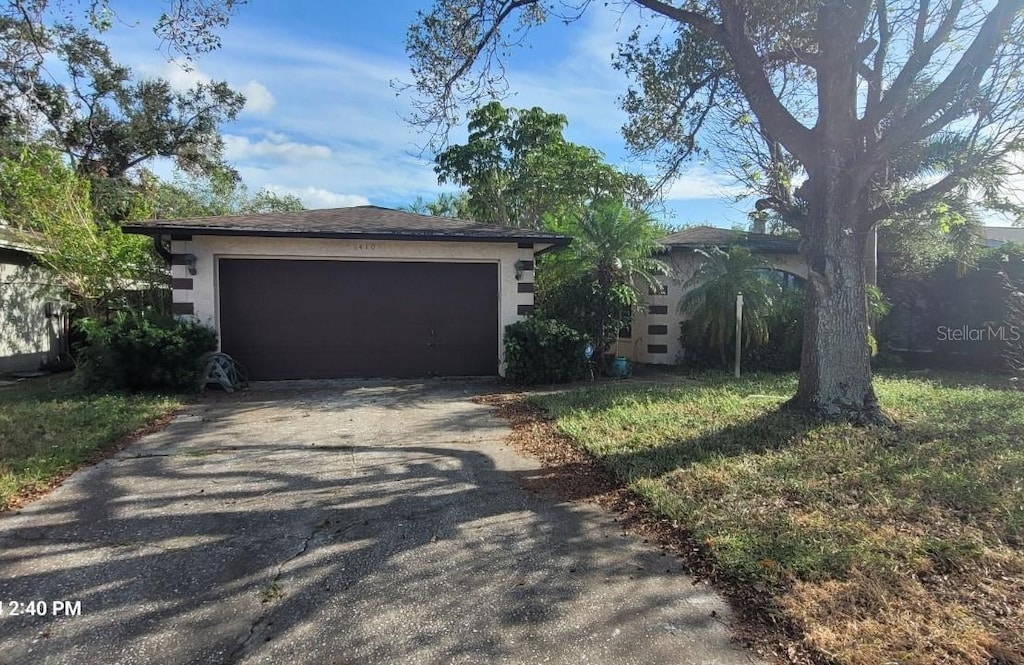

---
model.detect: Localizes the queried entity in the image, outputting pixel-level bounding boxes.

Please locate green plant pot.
[609,356,630,379]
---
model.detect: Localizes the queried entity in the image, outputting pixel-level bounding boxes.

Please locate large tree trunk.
[791,169,889,425]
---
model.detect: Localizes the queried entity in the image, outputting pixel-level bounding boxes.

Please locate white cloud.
[143,62,275,115]
[663,167,748,201]
[240,80,275,114]
[223,133,332,163]
[155,62,210,91]
[268,186,370,209]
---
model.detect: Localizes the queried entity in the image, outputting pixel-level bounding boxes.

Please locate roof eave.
[124,225,571,247]
[664,242,799,254]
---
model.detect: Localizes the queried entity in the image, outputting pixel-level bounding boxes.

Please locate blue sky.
[104,1,754,228]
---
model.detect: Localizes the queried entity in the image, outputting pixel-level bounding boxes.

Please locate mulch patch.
[475,391,822,665]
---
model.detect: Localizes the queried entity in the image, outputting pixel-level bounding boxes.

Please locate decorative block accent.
[517,241,534,249]
[517,282,535,293]
[649,305,668,315]
[648,324,669,335]
[517,304,534,316]
[171,302,195,315]
[171,278,194,290]
[647,344,668,354]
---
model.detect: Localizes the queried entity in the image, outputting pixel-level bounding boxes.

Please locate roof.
[123,205,571,246]
[980,226,1024,247]
[0,225,42,253]
[660,226,800,254]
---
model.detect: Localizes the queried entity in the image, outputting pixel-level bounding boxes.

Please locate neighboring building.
[124,206,569,380]
[980,226,1024,247]
[0,226,65,373]
[619,226,807,365]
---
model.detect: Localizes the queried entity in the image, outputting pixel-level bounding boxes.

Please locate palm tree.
[541,200,669,361]
[679,245,783,364]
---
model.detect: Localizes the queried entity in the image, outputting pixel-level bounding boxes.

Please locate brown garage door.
[218,259,498,380]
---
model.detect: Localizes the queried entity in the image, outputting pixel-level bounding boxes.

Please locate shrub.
[76,310,217,391]
[1004,277,1024,385]
[680,287,804,372]
[505,318,589,385]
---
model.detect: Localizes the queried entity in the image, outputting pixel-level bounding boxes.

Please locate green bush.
[505,318,589,385]
[681,288,805,372]
[76,310,217,391]
[1005,277,1024,384]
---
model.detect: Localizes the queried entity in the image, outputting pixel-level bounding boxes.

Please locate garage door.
[218,259,499,380]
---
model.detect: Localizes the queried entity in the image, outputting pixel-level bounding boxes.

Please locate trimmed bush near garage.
[76,310,217,391]
[504,318,589,385]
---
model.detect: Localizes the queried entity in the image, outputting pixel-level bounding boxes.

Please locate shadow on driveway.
[0,380,759,665]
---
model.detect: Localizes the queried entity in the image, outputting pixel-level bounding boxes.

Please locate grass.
[0,374,183,510]
[532,371,1024,665]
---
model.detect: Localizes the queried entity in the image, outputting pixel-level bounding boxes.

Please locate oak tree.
[406,0,1024,422]
[1,1,245,221]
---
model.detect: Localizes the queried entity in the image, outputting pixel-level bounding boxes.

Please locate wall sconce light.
[514,259,528,281]
[185,254,198,276]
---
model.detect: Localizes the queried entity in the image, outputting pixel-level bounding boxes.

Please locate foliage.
[879,243,1024,372]
[149,168,304,220]
[0,149,164,317]
[539,200,668,358]
[533,372,1024,664]
[1,2,246,219]
[399,192,473,219]
[681,275,805,371]
[76,310,217,391]
[537,272,634,355]
[434,101,650,228]
[405,0,1024,420]
[0,374,181,511]
[1005,276,1024,384]
[503,318,588,385]
[678,246,782,363]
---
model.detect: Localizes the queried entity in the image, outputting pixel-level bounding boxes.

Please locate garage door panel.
[218,259,498,380]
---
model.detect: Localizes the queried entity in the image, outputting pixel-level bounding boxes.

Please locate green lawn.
[532,372,1024,665]
[0,374,183,510]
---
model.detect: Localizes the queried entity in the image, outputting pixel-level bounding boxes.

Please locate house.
[0,225,66,373]
[124,206,569,380]
[980,226,1024,247]
[619,226,806,365]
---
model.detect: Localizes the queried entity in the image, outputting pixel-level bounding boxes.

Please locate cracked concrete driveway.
[0,380,760,665]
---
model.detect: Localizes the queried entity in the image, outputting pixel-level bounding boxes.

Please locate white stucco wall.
[170,235,542,376]
[621,248,809,366]
[0,249,60,372]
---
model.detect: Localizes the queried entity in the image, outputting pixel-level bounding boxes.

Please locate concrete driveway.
[0,380,759,664]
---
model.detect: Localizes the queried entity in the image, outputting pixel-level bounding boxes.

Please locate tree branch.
[631,0,723,38]
[865,0,965,125]
[867,170,966,225]
[713,0,814,162]
[875,0,1023,155]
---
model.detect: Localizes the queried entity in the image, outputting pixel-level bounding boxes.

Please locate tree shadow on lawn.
[599,407,816,482]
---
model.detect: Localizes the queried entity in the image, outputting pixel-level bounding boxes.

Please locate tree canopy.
[435,101,650,228]
[150,169,304,220]
[406,0,1024,422]
[538,200,667,360]
[1,1,246,221]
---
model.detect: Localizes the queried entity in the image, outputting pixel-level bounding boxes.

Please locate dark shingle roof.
[123,205,570,246]
[660,226,799,253]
